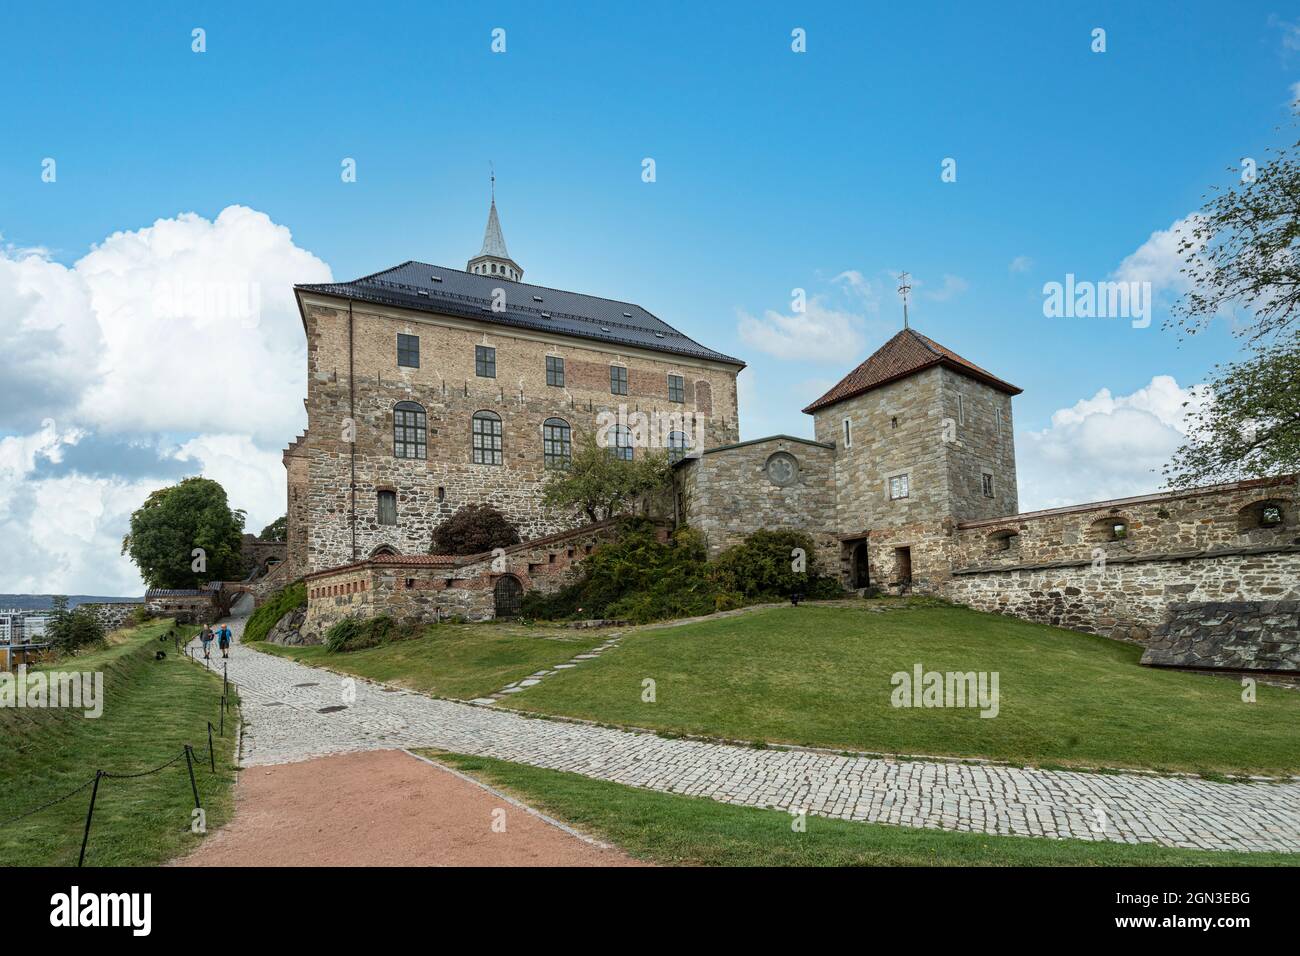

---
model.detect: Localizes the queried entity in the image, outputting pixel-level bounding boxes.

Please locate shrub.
[709,528,840,600]
[129,605,156,627]
[47,600,106,654]
[431,504,521,556]
[324,615,423,653]
[243,580,305,643]
[521,519,717,624]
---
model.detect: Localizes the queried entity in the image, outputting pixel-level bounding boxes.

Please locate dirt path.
[177,749,640,867]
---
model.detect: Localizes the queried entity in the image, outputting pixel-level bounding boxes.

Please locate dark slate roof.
[297,261,745,367]
[145,589,210,598]
[802,328,1021,414]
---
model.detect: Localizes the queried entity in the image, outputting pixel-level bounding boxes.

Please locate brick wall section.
[675,436,839,575]
[298,300,740,572]
[301,520,622,639]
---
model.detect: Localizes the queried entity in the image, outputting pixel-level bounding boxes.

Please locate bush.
[522,524,844,625]
[431,504,521,556]
[243,580,305,643]
[129,605,156,627]
[47,603,106,654]
[323,615,423,653]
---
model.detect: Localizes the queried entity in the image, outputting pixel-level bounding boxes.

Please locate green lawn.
[252,620,615,700]
[426,750,1296,866]
[0,621,239,866]
[505,603,1300,776]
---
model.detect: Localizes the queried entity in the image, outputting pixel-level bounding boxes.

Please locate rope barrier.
[0,777,96,829]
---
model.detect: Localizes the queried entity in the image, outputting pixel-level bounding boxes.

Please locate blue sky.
[2,1,1298,594]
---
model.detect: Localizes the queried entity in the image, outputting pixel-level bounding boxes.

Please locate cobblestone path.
[198,619,1300,853]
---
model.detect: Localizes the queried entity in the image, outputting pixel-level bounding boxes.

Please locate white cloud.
[1291,80,1300,110]
[737,297,867,361]
[1017,375,1210,510]
[1111,214,1201,295]
[0,206,329,595]
[1009,255,1033,273]
[921,274,969,302]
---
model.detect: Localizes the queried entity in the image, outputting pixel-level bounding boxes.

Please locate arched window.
[393,401,427,459]
[543,418,571,469]
[472,410,503,465]
[370,545,399,558]
[667,430,690,463]
[1238,499,1286,531]
[607,424,633,461]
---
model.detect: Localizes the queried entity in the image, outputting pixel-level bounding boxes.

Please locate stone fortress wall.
[942,477,1300,669]
[296,298,740,573]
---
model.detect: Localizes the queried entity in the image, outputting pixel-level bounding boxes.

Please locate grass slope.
[427,751,1296,866]
[0,621,239,866]
[252,620,615,700]
[508,603,1300,776]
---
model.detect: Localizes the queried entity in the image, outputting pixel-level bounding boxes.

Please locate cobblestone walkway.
[200,619,1300,853]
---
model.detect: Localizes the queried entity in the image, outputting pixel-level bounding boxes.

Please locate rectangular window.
[546,355,565,387]
[889,474,910,500]
[610,365,628,395]
[543,419,571,469]
[472,413,503,465]
[995,406,1003,437]
[377,490,397,526]
[667,374,685,403]
[982,473,995,498]
[956,393,965,425]
[393,404,427,459]
[475,345,496,378]
[397,334,419,368]
[843,418,852,448]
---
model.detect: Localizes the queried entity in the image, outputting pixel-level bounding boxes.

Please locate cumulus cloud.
[1111,214,1201,295]
[1017,375,1210,510]
[737,298,867,361]
[0,206,330,595]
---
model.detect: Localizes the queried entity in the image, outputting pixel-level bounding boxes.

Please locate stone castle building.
[286,197,1299,670]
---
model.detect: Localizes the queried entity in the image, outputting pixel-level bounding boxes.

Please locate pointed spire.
[467,166,524,281]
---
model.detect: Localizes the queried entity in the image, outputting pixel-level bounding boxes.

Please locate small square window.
[397,334,419,368]
[889,474,910,500]
[476,345,496,378]
[610,365,628,395]
[378,490,397,526]
[667,374,685,403]
[982,473,994,498]
[546,355,565,387]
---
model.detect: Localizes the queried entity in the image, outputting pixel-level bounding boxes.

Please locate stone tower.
[802,328,1021,590]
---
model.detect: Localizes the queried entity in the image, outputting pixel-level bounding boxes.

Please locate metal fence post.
[184,746,201,809]
[207,723,216,772]
[78,771,104,867]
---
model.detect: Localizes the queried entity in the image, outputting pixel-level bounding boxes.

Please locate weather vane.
[897,272,912,329]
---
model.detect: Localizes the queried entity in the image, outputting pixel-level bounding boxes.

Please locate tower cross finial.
[897,272,912,329]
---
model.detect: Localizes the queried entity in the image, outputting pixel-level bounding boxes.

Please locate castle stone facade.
[283,200,1299,670]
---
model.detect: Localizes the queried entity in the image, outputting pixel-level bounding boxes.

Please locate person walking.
[201,626,214,659]
[217,623,231,659]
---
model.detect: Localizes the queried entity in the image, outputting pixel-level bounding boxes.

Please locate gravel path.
[196,619,1300,853]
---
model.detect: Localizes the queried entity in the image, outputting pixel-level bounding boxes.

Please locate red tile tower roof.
[802,328,1021,414]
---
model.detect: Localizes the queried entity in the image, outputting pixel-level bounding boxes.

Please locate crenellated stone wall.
[301,520,622,639]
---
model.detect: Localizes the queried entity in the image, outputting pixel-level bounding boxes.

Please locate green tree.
[1164,139,1300,487]
[121,477,247,589]
[541,426,672,523]
[46,595,105,652]
[259,515,288,542]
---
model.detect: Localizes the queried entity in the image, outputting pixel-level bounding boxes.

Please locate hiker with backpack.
[217,623,232,658]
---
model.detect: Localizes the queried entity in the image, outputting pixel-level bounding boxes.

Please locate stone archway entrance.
[852,541,870,589]
[493,575,524,618]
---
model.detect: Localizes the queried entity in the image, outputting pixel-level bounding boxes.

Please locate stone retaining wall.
[1142,600,1300,672]
[78,602,141,632]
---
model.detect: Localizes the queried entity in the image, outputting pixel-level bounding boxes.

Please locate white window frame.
[888,473,910,501]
